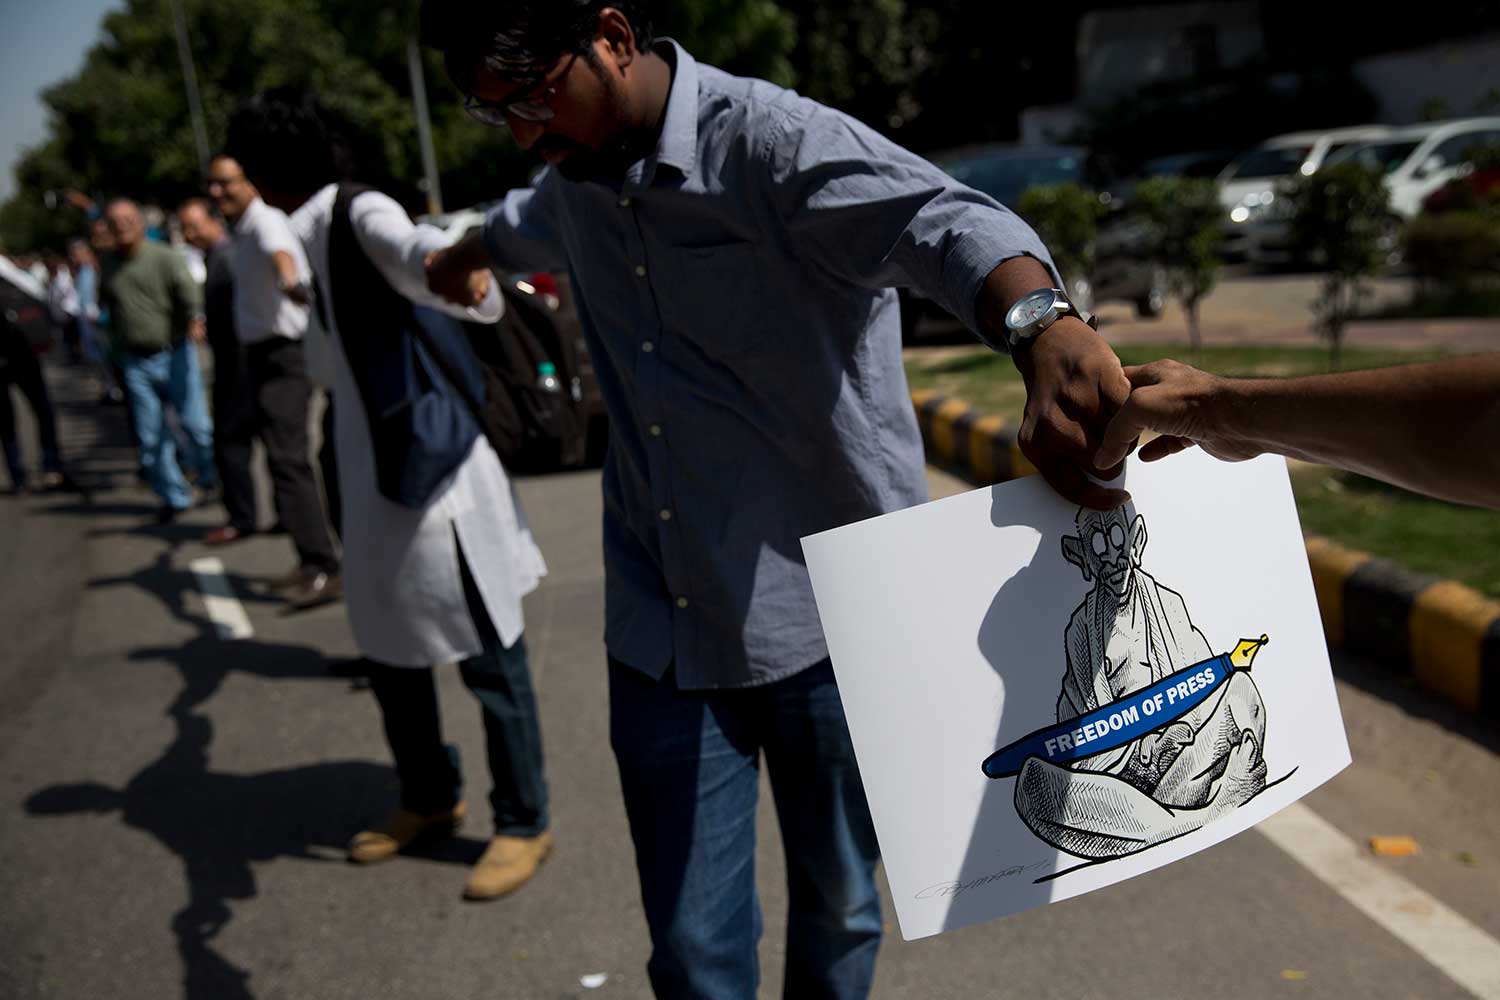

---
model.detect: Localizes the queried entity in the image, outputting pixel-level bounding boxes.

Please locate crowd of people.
[2,185,345,612]
[3,2,1497,999]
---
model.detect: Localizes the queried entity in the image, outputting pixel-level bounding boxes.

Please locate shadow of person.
[88,550,283,637]
[939,487,1081,931]
[25,634,488,1000]
[26,722,394,1000]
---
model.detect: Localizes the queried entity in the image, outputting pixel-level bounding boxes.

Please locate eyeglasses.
[204,174,245,193]
[464,52,580,127]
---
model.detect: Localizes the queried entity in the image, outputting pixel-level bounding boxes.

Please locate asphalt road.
[3,363,1500,999]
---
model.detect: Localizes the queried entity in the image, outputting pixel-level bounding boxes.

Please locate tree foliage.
[1016,183,1103,290]
[1130,177,1224,358]
[1287,162,1392,367]
[8,0,1070,252]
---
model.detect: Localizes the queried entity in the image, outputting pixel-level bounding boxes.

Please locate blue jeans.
[365,540,549,835]
[120,342,215,509]
[609,658,882,1000]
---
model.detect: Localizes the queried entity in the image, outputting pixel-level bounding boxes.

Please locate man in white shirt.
[207,154,340,609]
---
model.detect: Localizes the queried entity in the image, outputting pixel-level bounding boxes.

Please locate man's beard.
[547,70,657,183]
[550,123,653,182]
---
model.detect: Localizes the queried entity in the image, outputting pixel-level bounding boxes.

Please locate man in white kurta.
[229,90,553,901]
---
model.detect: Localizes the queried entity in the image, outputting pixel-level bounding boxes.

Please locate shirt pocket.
[655,241,767,359]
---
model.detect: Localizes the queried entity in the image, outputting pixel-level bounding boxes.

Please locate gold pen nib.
[1230,634,1270,670]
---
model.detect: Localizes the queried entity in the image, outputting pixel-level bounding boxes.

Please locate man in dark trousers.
[0,270,66,493]
[206,154,340,609]
[178,198,258,543]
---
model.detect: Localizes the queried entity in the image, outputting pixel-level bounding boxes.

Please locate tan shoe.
[462,831,554,900]
[347,801,467,864]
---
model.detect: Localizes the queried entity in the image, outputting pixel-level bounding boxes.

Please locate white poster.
[801,450,1350,940]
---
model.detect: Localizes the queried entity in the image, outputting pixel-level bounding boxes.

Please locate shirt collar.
[234,196,266,234]
[647,39,699,180]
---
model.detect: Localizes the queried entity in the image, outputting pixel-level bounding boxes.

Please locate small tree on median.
[1017,183,1104,308]
[1287,162,1391,369]
[1130,177,1224,361]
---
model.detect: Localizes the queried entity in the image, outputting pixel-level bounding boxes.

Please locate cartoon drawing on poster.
[981,503,1297,876]
[799,450,1352,941]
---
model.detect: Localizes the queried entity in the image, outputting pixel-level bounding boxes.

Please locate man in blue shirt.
[423,3,1131,996]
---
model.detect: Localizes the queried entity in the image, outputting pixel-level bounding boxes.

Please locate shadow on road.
[22,531,481,998]
[1330,652,1500,758]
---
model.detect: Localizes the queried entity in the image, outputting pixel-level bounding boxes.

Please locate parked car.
[1141,149,1241,181]
[1103,148,1240,208]
[0,256,53,352]
[1217,125,1392,257]
[900,144,1165,339]
[1324,117,1500,218]
[1422,166,1500,214]
[1239,119,1500,268]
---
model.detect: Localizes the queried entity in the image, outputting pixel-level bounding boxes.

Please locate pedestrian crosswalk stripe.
[189,557,254,640]
[1259,802,1500,999]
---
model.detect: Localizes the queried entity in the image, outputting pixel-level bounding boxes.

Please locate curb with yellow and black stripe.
[911,390,1500,718]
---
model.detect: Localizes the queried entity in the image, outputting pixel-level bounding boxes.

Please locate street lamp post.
[168,0,211,176]
[407,38,445,218]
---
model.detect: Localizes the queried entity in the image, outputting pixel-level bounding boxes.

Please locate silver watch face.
[1006,289,1060,336]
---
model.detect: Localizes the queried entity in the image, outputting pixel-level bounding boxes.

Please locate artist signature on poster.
[915,860,1053,900]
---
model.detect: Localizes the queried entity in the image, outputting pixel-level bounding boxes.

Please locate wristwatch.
[1002,287,1097,353]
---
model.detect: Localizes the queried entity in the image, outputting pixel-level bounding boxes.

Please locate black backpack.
[470,272,587,473]
[326,184,480,507]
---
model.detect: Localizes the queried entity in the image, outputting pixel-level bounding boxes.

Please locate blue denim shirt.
[483,41,1058,689]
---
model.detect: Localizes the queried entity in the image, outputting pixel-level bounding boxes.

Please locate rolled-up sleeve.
[481,173,569,275]
[766,105,1060,334]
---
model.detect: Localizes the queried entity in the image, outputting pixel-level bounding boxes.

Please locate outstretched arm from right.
[1097,355,1500,509]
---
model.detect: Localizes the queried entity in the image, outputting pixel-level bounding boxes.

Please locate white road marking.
[1259,802,1500,999]
[189,557,254,640]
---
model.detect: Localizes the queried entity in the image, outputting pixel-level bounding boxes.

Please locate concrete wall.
[1076,2,1263,105]
[1354,36,1500,124]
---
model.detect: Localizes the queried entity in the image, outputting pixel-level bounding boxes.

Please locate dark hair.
[420,0,655,94]
[225,89,353,196]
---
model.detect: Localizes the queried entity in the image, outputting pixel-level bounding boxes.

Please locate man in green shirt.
[100,198,216,520]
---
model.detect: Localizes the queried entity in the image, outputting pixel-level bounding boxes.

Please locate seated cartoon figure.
[1014,503,1268,861]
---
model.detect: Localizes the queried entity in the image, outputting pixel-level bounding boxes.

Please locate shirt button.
[634,264,647,277]
[649,424,662,437]
[641,341,655,353]
[659,508,672,521]
[676,597,689,609]
[619,196,632,207]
